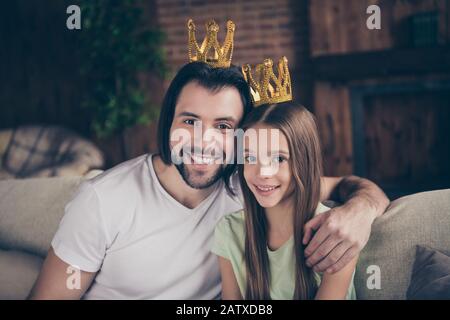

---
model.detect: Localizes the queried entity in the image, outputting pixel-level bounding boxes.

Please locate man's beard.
[174,162,224,189]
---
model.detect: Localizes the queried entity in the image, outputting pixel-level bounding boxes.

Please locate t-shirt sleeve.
[211,216,232,260]
[345,269,357,300]
[51,181,110,272]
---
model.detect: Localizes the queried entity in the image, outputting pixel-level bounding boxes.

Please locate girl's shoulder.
[217,210,245,231]
[216,202,329,234]
[212,210,246,256]
[215,210,246,240]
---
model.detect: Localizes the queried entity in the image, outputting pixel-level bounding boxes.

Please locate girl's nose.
[259,163,279,177]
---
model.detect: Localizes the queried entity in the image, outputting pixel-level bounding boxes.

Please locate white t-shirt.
[51,154,243,299]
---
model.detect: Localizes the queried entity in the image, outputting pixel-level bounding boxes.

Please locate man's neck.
[151,154,217,210]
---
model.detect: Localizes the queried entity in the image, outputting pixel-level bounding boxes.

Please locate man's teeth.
[256,185,278,192]
[191,154,216,165]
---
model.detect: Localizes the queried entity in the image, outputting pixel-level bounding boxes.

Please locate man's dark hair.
[157,62,253,194]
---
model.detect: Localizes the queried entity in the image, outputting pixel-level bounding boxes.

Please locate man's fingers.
[302,214,326,245]
[306,234,339,269]
[304,223,330,260]
[313,241,349,273]
[325,246,359,274]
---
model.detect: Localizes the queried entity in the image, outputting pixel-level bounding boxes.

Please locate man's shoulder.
[77,154,151,217]
[88,154,149,191]
[68,154,151,237]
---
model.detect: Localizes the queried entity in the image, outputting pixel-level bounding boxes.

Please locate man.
[29,62,389,299]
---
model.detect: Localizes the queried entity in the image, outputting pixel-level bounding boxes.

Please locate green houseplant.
[77,0,166,160]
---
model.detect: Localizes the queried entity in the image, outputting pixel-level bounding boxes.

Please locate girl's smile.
[253,183,281,196]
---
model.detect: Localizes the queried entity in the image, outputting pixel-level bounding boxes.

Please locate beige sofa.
[0,175,449,299]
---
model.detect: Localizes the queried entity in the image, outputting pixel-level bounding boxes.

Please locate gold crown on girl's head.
[187,18,235,68]
[242,56,292,107]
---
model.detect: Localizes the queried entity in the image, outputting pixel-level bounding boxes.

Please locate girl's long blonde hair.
[238,102,323,300]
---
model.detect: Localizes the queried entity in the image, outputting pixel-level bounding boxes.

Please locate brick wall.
[155,0,309,72]
[154,0,312,107]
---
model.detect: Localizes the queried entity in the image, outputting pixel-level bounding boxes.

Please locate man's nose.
[193,122,221,151]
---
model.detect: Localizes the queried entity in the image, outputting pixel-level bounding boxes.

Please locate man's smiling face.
[169,81,244,189]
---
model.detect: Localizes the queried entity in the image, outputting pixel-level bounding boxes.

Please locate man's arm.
[319,176,388,216]
[28,248,96,300]
[303,175,390,274]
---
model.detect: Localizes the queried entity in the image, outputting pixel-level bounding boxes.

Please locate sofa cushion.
[0,169,15,180]
[355,189,450,299]
[0,176,84,257]
[0,249,43,299]
[406,245,450,299]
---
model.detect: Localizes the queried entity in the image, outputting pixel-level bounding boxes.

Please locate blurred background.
[0,0,449,199]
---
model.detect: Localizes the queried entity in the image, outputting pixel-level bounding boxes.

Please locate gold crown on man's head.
[242,56,292,107]
[187,18,235,68]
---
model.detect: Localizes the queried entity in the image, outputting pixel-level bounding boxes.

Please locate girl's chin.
[258,203,279,208]
[249,187,285,208]
[254,198,282,208]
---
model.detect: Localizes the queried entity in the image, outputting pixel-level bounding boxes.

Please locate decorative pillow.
[2,125,104,178]
[406,245,450,299]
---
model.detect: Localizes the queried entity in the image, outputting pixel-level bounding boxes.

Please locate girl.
[211,102,358,300]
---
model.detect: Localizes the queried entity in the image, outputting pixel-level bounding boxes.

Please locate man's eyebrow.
[176,112,237,123]
[176,112,200,118]
[214,116,237,123]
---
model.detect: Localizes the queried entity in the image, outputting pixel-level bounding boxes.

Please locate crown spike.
[187,19,235,68]
[242,56,292,107]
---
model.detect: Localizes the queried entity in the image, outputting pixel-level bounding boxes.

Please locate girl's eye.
[244,155,257,164]
[273,156,286,164]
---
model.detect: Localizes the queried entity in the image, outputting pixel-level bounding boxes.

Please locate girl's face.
[243,124,294,208]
